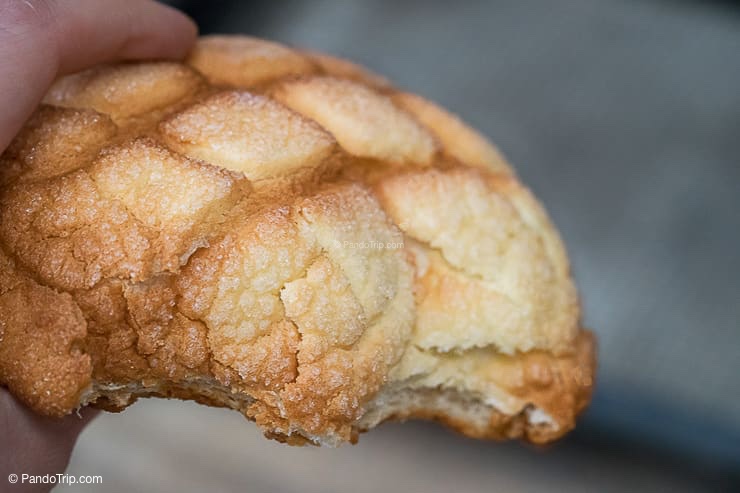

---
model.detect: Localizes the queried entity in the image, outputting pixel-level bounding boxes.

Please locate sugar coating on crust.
[0,105,117,185]
[0,138,244,290]
[376,168,579,355]
[0,35,594,445]
[44,62,204,122]
[271,77,438,164]
[393,92,512,173]
[187,36,317,88]
[174,184,413,441]
[0,251,91,417]
[304,51,392,90]
[159,91,337,181]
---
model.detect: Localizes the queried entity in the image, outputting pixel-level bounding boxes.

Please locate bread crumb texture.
[0,36,594,445]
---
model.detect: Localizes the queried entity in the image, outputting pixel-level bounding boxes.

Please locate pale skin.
[0,0,196,490]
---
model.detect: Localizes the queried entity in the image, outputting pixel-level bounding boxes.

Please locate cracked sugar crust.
[375,167,579,356]
[0,35,594,445]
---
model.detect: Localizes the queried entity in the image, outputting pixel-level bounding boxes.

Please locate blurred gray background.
[62,0,740,491]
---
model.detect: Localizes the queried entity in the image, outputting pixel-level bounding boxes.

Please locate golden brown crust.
[0,35,595,446]
[0,250,91,417]
[375,167,579,356]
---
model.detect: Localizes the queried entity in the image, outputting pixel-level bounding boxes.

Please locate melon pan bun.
[0,35,595,446]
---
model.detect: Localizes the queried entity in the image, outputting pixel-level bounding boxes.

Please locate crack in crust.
[0,35,595,446]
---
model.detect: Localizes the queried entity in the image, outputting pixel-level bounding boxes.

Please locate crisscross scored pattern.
[0,36,593,445]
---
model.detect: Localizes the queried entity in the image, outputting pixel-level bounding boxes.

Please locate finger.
[49,0,198,74]
[0,389,98,483]
[0,0,197,151]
